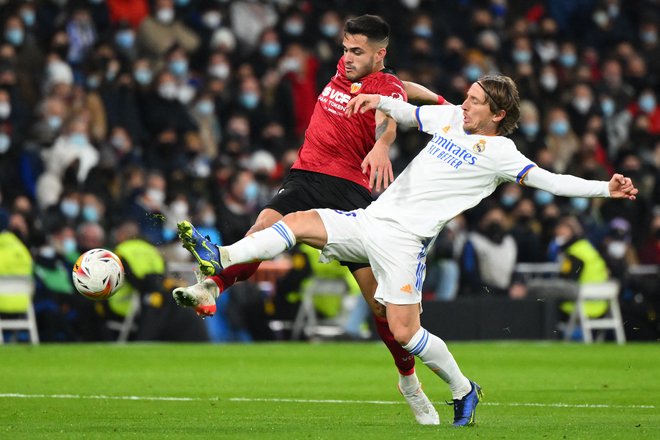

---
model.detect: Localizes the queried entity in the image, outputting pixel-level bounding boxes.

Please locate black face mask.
[484,222,505,243]
[655,229,660,240]
[517,214,532,225]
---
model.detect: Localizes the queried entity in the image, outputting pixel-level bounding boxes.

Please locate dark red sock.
[374,315,415,375]
[208,262,262,292]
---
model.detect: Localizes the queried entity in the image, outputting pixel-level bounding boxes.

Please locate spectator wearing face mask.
[142,70,197,172]
[136,0,199,64]
[125,171,168,245]
[509,100,543,158]
[544,107,580,173]
[627,88,660,135]
[216,169,259,245]
[567,82,599,136]
[275,42,319,140]
[460,206,518,297]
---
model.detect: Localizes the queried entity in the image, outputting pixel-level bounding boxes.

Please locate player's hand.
[345,94,381,118]
[608,173,638,200]
[362,140,394,192]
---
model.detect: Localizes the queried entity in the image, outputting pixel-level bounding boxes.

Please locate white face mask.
[156,8,175,24]
[146,188,165,205]
[0,102,10,119]
[202,12,222,29]
[208,63,230,80]
[158,82,178,100]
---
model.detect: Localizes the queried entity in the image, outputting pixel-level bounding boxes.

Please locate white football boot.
[172,271,220,317]
[398,384,440,425]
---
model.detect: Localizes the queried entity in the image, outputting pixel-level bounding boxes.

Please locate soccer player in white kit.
[174,75,638,426]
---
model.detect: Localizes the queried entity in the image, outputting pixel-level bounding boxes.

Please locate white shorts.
[316,208,431,306]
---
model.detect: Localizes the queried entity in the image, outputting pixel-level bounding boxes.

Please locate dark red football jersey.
[291,57,407,190]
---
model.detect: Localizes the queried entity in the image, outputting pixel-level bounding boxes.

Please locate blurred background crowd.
[0,0,658,343]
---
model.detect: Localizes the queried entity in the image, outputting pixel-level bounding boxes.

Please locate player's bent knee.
[282,211,328,248]
[389,324,417,346]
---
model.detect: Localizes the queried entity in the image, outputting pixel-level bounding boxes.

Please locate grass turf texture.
[1,342,658,439]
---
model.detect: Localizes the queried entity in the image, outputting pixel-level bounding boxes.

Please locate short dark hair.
[477,75,520,136]
[344,14,390,46]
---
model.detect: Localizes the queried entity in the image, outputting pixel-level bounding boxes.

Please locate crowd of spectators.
[0,0,658,342]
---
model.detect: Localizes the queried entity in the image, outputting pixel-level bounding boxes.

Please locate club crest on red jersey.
[350,82,362,94]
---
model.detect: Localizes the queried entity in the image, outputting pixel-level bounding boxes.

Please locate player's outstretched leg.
[449,380,482,427]
[177,220,224,276]
[172,270,221,317]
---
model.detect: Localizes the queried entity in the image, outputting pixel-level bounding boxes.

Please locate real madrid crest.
[473,138,487,153]
[350,82,362,94]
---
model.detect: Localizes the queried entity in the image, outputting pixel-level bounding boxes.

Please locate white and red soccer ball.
[72,248,125,301]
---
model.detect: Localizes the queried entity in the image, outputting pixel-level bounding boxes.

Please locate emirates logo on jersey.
[350,82,362,94]
[473,138,487,153]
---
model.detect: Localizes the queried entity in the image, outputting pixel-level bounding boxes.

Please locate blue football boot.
[451,381,483,427]
[177,220,223,276]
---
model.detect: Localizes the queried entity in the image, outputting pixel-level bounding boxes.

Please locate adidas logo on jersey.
[400,284,413,294]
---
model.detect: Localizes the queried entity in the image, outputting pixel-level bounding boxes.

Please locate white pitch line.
[0,393,654,409]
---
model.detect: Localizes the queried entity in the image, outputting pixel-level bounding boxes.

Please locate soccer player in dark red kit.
[174,15,444,425]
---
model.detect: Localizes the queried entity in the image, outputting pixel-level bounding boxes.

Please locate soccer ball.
[72,248,125,301]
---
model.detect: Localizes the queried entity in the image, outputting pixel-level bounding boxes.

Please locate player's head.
[342,15,389,81]
[461,74,520,136]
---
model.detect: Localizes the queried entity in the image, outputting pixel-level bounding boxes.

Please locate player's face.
[460,83,500,136]
[342,33,385,81]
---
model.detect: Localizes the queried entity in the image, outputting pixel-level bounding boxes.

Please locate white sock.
[222,221,296,267]
[403,327,472,399]
[398,372,421,395]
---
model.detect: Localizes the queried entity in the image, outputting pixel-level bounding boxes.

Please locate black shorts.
[264,169,373,272]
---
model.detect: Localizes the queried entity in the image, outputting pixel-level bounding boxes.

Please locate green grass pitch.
[1,342,658,439]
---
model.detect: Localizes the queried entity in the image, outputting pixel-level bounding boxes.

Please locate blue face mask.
[284,21,304,36]
[500,193,519,208]
[570,197,589,212]
[134,68,152,85]
[559,53,577,68]
[464,64,482,82]
[512,50,532,64]
[169,59,188,76]
[549,120,569,136]
[412,25,432,38]
[60,200,80,218]
[47,115,62,131]
[21,10,35,27]
[82,205,99,222]
[320,23,339,38]
[175,0,190,5]
[243,181,259,203]
[240,92,259,109]
[69,133,88,146]
[62,237,77,255]
[260,42,281,58]
[520,122,539,137]
[86,75,100,89]
[5,28,24,46]
[196,100,214,115]
[601,99,615,117]
[534,190,554,206]
[640,30,657,44]
[639,95,656,113]
[115,30,135,49]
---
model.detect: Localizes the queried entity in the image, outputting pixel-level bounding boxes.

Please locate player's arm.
[346,95,418,128]
[402,81,450,105]
[361,110,396,191]
[523,168,638,200]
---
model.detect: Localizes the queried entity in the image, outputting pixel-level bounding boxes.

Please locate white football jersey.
[366,104,535,238]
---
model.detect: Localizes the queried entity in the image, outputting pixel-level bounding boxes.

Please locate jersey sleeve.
[495,140,537,184]
[415,105,459,135]
[377,75,408,102]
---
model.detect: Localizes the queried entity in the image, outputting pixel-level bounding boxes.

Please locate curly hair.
[477,75,521,136]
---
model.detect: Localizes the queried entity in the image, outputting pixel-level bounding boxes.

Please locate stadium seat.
[291,277,350,340]
[0,275,39,344]
[564,280,626,344]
